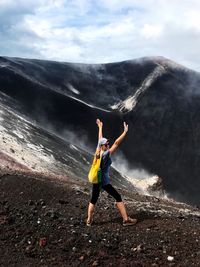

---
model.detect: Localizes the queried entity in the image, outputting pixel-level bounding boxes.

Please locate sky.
[1,0,200,71]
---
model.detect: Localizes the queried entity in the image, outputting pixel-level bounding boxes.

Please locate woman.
[86,118,137,226]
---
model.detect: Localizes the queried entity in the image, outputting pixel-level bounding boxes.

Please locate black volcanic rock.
[1,56,200,205]
[0,174,200,267]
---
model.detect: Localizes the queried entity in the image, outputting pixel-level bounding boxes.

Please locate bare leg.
[87,184,100,225]
[102,184,129,221]
[87,202,95,223]
[116,201,128,221]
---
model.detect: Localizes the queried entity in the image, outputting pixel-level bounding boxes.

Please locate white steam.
[33,114,93,153]
[58,128,92,152]
[112,151,152,180]
[112,151,163,196]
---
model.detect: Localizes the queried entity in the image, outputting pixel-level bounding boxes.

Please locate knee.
[116,194,122,202]
[88,202,95,211]
[90,197,98,205]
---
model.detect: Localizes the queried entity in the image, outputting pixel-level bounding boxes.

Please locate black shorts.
[90,183,122,205]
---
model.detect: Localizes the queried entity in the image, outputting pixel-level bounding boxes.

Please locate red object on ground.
[39,237,47,247]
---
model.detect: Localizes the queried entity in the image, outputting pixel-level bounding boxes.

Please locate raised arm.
[96,119,103,140]
[95,119,103,154]
[109,122,128,155]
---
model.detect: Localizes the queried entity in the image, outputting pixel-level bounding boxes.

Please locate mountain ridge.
[1,55,200,205]
[1,55,200,265]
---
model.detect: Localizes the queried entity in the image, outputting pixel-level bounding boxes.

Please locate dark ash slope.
[1,174,200,267]
[1,56,200,205]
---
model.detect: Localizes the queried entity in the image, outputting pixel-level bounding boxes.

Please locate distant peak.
[128,56,192,72]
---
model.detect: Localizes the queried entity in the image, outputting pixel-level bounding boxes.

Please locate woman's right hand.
[96,118,103,127]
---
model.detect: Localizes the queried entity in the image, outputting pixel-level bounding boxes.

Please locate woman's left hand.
[123,122,128,133]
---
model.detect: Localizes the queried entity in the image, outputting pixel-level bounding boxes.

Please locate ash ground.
[0,172,200,267]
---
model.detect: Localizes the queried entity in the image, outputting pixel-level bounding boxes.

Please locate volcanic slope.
[1,173,200,267]
[1,58,200,266]
[1,56,200,204]
[0,91,133,190]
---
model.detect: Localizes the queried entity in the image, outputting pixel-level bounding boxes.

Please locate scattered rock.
[132,244,143,252]
[0,215,8,225]
[10,148,15,153]
[25,245,33,253]
[92,260,99,266]
[79,255,85,261]
[27,200,34,206]
[167,256,174,261]
[45,210,60,219]
[58,199,69,205]
[39,237,47,247]
[37,199,46,206]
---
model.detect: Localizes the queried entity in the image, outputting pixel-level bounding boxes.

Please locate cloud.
[0,0,200,71]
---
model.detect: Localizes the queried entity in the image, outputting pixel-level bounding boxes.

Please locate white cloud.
[0,0,200,71]
[141,24,163,39]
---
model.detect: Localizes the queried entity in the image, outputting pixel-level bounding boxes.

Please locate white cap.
[98,137,108,147]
